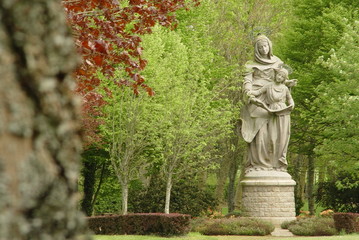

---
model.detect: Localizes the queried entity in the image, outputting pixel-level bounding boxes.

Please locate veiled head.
[254,35,273,59]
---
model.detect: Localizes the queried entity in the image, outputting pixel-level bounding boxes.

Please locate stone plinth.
[240,170,296,226]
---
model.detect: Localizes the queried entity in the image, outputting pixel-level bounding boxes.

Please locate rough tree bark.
[0,0,88,239]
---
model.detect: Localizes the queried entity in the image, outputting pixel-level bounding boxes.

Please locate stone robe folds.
[240,56,292,171]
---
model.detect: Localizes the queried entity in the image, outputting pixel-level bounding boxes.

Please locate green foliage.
[278,0,358,152]
[140,23,235,168]
[129,175,218,217]
[92,175,121,214]
[78,0,239,216]
[138,2,236,213]
[281,219,298,229]
[288,217,338,236]
[277,0,359,215]
[97,69,159,214]
[80,147,110,216]
[317,172,359,213]
[313,20,359,178]
[197,218,275,236]
[308,20,359,215]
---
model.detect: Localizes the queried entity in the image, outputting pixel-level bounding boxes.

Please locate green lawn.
[93,232,359,240]
[93,233,216,240]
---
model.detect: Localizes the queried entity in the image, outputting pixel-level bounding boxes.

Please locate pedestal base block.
[240,170,296,227]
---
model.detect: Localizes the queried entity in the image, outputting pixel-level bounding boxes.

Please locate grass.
[94,232,217,240]
[93,232,359,240]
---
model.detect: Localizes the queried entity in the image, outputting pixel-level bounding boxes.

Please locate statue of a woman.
[240,35,295,172]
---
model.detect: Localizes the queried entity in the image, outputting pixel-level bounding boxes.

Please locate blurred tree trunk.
[0,0,88,239]
[307,153,316,215]
[80,148,109,216]
[291,154,306,215]
[215,156,230,204]
[227,152,239,213]
[81,159,97,216]
[300,156,308,203]
[227,123,242,214]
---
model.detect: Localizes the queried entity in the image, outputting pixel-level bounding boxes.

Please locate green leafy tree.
[313,21,359,210]
[98,73,153,215]
[317,171,359,212]
[314,21,359,175]
[140,5,235,212]
[277,0,358,214]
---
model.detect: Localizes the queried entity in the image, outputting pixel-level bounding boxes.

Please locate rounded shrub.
[190,217,209,232]
[288,217,338,236]
[198,218,274,236]
[281,219,297,229]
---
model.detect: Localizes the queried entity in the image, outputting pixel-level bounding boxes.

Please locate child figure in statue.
[248,68,294,115]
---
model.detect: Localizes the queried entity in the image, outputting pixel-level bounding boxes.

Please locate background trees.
[313,20,359,213]
[140,19,234,214]
[93,1,235,214]
[277,0,359,214]
[74,0,358,216]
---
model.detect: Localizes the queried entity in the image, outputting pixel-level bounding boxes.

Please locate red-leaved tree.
[62,0,199,146]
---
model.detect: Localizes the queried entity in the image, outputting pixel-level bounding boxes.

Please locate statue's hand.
[246,90,255,98]
[251,98,266,108]
[288,104,295,111]
[285,79,297,88]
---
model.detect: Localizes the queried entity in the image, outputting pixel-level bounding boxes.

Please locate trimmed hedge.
[87,213,191,236]
[333,213,359,233]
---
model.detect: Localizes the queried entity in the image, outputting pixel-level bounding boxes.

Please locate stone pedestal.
[240,170,296,227]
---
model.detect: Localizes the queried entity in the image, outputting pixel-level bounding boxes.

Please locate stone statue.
[240,35,296,172]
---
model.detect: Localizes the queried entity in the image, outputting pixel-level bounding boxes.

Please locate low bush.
[281,220,297,229]
[190,217,209,232]
[87,213,191,236]
[333,213,359,233]
[288,217,337,236]
[197,218,274,236]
